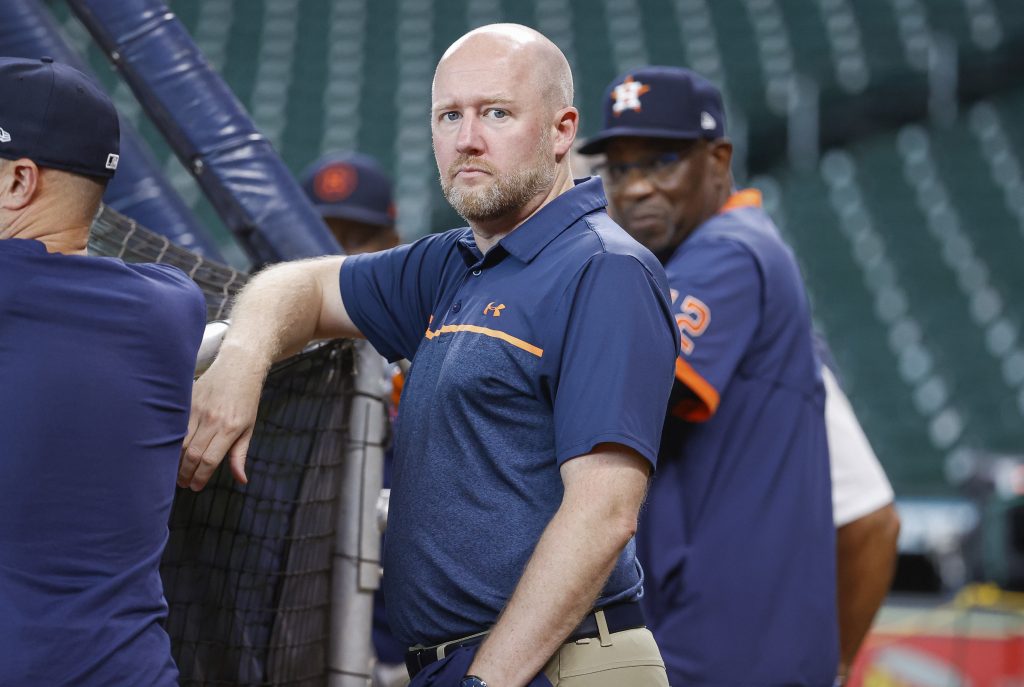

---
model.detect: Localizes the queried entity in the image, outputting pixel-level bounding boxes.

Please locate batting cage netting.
[89,205,366,686]
[88,205,246,321]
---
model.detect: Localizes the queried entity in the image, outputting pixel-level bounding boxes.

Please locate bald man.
[181,25,677,687]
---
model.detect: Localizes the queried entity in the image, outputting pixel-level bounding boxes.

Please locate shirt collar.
[500,177,608,263]
[456,229,484,267]
[718,188,763,215]
[454,178,608,268]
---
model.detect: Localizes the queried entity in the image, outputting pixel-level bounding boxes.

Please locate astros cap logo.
[0,126,10,143]
[314,163,358,203]
[611,76,651,117]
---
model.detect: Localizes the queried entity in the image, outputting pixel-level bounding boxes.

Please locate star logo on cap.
[611,76,650,117]
[314,163,358,202]
[0,127,10,143]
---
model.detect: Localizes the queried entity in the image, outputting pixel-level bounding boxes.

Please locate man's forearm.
[221,257,345,367]
[837,503,900,674]
[467,502,633,686]
[467,448,649,687]
[178,256,352,491]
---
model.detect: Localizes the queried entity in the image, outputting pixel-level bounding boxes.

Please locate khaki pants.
[541,627,669,687]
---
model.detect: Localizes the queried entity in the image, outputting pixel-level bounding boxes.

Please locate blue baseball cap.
[578,66,726,155]
[0,56,120,179]
[301,152,395,228]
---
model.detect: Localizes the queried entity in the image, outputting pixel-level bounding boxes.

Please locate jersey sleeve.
[339,232,454,362]
[553,253,679,468]
[822,365,895,526]
[666,238,763,422]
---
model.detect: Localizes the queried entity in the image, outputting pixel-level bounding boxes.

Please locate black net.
[88,204,245,320]
[89,206,356,686]
[163,342,354,686]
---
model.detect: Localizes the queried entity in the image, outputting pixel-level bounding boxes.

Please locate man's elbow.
[838,502,901,558]
[605,503,641,548]
[872,502,901,549]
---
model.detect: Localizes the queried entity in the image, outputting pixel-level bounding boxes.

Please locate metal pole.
[194,321,230,376]
[330,340,387,687]
[787,74,820,173]
[66,0,341,265]
[928,33,958,128]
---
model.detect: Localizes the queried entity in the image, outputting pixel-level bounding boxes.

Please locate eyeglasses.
[592,145,698,186]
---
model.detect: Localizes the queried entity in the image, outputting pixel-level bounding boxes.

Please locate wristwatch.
[461,676,488,687]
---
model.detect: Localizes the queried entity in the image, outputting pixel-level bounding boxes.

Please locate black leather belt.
[404,600,646,678]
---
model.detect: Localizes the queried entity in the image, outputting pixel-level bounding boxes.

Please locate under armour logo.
[0,127,10,143]
[611,76,650,117]
[700,111,716,131]
[483,302,505,317]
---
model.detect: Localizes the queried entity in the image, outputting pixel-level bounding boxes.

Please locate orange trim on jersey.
[391,370,405,409]
[672,357,719,422]
[718,188,763,215]
[424,324,544,358]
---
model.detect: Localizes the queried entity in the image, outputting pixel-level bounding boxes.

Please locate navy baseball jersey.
[0,238,205,685]
[340,178,679,646]
[637,191,838,685]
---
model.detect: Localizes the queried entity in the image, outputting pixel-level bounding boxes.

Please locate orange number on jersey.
[676,295,710,355]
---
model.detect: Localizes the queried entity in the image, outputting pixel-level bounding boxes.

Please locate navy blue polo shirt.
[340,178,679,646]
[636,191,838,686]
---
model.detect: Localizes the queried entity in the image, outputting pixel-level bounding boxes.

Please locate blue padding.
[1,0,225,260]
[67,0,340,264]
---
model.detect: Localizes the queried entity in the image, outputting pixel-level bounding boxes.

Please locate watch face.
[461,678,487,687]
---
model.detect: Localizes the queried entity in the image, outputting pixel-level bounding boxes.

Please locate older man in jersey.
[585,66,905,687]
[180,26,678,687]
[0,57,205,684]
[580,66,840,686]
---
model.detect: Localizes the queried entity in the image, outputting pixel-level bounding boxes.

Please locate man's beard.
[441,135,555,223]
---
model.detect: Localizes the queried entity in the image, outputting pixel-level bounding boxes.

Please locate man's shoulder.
[121,263,207,330]
[691,205,789,259]
[572,210,666,280]
[673,205,798,282]
[124,262,205,303]
[373,226,468,266]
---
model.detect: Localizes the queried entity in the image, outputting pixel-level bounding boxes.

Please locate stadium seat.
[45,0,1024,497]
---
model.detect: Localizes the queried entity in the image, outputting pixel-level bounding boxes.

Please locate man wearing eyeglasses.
[579,66,839,686]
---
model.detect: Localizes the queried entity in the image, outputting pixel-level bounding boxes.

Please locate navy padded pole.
[1,0,224,259]
[67,0,341,264]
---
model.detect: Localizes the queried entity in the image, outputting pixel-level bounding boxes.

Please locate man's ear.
[0,159,40,211]
[709,140,733,180]
[553,106,580,159]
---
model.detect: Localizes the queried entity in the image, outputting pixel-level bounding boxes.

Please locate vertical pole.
[928,33,958,128]
[329,341,387,687]
[787,74,820,173]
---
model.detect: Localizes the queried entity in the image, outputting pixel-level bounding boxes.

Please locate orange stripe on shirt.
[424,324,543,357]
[672,357,720,422]
[718,188,763,215]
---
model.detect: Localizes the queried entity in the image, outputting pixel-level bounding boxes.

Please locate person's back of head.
[300,151,399,254]
[0,57,120,254]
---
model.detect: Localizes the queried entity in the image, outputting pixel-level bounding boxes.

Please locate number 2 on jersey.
[676,295,710,355]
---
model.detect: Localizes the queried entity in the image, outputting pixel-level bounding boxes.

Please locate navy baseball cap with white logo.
[0,56,120,179]
[301,152,395,228]
[578,66,726,155]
